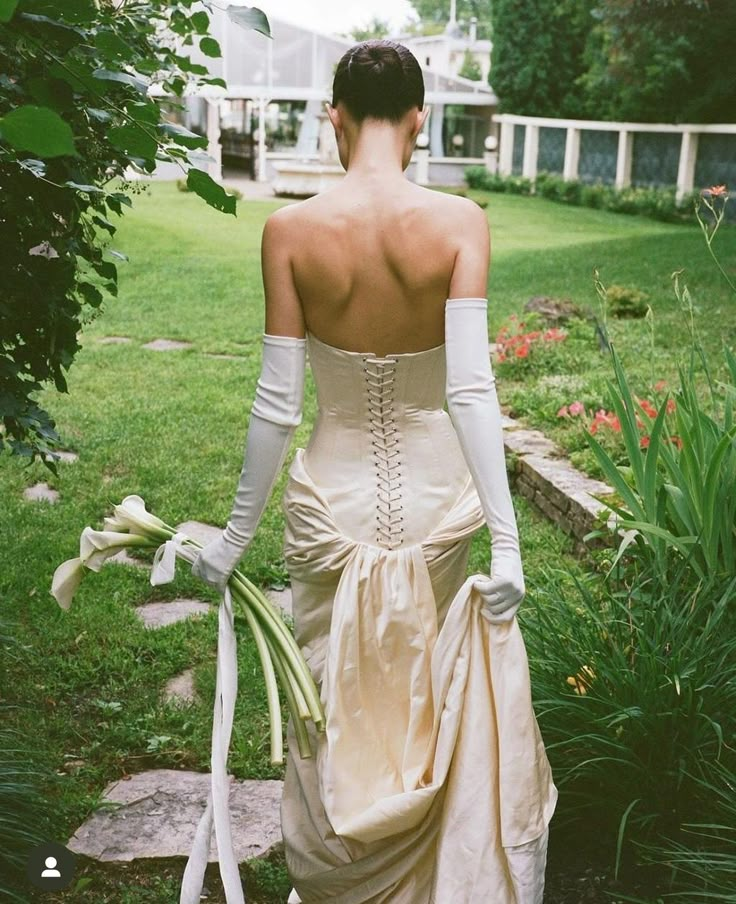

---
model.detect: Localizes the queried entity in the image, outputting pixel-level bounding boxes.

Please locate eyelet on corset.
[363,356,405,549]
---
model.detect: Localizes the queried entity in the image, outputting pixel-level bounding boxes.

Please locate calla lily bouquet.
[50,493,325,763]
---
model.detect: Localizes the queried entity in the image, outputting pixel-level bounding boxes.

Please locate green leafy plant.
[0,612,54,902]
[579,192,736,588]
[464,165,703,223]
[0,0,270,469]
[525,564,736,901]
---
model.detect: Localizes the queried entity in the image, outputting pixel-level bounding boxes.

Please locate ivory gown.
[278,330,558,904]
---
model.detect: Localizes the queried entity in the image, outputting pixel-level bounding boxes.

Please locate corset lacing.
[362,355,404,549]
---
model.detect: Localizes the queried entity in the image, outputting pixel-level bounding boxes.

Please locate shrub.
[605,284,650,318]
[0,1,266,469]
[525,563,736,901]
[465,166,702,223]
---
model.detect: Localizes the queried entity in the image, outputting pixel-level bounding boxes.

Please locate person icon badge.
[41,855,62,878]
[26,841,75,891]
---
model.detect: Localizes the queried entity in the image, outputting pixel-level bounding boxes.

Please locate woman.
[192,39,557,904]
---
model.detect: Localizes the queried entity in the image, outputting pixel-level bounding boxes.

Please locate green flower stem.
[235,592,284,764]
[229,571,325,730]
[266,634,316,761]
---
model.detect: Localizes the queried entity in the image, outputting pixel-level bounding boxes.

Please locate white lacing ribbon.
[150,533,244,904]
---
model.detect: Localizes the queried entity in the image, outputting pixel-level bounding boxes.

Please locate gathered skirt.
[279,447,558,903]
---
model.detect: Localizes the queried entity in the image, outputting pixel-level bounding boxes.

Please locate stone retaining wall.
[500,411,618,557]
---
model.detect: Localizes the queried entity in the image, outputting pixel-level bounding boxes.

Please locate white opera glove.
[445,298,525,624]
[191,333,307,593]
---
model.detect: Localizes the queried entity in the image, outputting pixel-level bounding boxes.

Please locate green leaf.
[158,121,208,149]
[94,31,136,61]
[186,168,237,215]
[226,5,272,38]
[615,797,640,880]
[583,429,646,521]
[0,0,18,22]
[108,124,158,160]
[124,100,160,125]
[640,394,669,519]
[199,36,221,57]
[0,105,77,158]
[92,69,150,95]
[190,10,210,33]
[64,181,105,193]
[701,423,736,567]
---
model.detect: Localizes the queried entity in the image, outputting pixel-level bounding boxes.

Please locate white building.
[148,2,497,190]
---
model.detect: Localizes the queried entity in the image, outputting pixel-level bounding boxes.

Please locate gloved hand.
[191,333,307,593]
[445,298,525,624]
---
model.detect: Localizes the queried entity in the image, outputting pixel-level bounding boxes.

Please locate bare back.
[283,180,485,358]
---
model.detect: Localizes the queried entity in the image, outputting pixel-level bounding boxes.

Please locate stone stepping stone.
[175,520,222,546]
[142,338,193,351]
[163,667,197,704]
[136,598,212,629]
[265,586,293,619]
[107,548,150,569]
[24,482,59,503]
[52,450,79,463]
[66,768,283,863]
[97,336,133,344]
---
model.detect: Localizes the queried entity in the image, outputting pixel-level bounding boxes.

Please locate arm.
[192,210,307,592]
[444,201,525,623]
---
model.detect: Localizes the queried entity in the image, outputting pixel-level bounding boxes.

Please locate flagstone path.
[66,769,284,864]
[141,338,193,351]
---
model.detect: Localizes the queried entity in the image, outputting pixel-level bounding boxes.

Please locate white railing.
[493,112,736,202]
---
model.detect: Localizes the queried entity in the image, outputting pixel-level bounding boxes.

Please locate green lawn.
[464,185,736,477]
[3,180,593,903]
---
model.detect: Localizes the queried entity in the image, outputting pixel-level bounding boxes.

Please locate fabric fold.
[280,447,558,904]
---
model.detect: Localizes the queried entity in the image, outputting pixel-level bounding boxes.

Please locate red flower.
[557,405,569,417]
[640,435,650,449]
[636,397,658,418]
[654,379,667,391]
[706,184,728,197]
[515,344,530,358]
[568,401,586,416]
[666,435,683,449]
[666,398,676,414]
[589,408,621,434]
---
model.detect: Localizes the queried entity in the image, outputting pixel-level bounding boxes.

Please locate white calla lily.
[79,527,149,572]
[50,556,85,610]
[111,494,168,537]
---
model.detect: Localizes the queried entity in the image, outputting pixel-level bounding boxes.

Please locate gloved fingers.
[481,601,521,624]
[473,576,524,610]
[191,553,229,594]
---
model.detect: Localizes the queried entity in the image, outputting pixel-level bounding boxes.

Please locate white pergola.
[154,6,496,181]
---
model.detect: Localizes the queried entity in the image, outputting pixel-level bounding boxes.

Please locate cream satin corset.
[301,330,473,550]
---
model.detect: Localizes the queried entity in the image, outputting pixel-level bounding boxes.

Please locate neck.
[343,125,410,181]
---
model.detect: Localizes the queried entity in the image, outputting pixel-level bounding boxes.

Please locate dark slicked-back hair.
[331,39,425,126]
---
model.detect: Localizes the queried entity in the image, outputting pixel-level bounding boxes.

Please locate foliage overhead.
[489,0,736,122]
[0,0,270,471]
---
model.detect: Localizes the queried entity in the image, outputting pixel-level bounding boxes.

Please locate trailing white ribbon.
[150,531,198,584]
[149,533,245,903]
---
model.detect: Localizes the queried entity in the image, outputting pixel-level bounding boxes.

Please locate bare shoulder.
[420,187,489,236]
[263,200,303,231]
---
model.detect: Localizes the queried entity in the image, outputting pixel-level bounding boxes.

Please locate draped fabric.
[279,447,558,904]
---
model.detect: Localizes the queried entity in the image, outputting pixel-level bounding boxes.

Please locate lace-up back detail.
[363,355,404,549]
[300,330,471,551]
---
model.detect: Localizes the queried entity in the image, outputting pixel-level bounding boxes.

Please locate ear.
[413,106,429,139]
[325,102,340,133]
